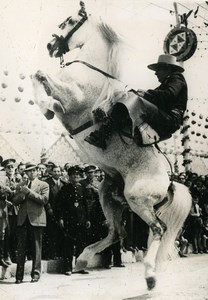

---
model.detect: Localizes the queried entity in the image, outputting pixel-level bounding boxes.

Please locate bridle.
[48,3,88,67]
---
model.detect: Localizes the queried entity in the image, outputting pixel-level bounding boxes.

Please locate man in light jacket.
[13,163,49,284]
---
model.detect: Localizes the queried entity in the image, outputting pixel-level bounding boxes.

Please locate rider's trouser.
[112,95,182,139]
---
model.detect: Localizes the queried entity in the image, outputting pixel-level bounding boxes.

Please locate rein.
[64,60,118,80]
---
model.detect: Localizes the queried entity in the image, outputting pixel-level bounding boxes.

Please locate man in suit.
[13,163,49,284]
[44,165,66,259]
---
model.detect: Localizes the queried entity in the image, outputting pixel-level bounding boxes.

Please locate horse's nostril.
[47,43,52,51]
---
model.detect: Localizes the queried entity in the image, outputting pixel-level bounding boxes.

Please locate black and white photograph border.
[0,1,208,299]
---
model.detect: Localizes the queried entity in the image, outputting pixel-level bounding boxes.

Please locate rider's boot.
[134,123,160,146]
[84,117,113,150]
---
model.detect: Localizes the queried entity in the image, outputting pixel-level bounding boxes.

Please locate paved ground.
[0,254,208,300]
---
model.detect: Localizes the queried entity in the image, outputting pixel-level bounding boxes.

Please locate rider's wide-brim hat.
[148,54,184,73]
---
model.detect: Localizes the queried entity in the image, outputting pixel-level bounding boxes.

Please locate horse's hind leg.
[124,178,167,290]
[75,176,126,271]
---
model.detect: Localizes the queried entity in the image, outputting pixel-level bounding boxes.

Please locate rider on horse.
[84,54,188,150]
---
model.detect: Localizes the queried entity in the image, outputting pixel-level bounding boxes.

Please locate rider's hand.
[136,89,146,97]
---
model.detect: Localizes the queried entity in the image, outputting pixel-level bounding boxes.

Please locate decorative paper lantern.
[28,100,34,105]
[14,97,21,103]
[1,83,7,88]
[18,86,24,92]
[19,73,25,80]
[183,115,189,121]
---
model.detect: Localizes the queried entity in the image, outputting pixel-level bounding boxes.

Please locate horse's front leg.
[75,176,126,272]
[31,72,66,118]
[124,177,168,290]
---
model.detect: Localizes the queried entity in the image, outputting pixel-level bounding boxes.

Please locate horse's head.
[47,1,88,58]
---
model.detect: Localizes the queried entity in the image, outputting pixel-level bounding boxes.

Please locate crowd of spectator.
[173,171,208,256]
[0,154,208,283]
[0,156,127,283]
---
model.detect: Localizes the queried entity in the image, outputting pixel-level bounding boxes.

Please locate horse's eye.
[68,18,76,26]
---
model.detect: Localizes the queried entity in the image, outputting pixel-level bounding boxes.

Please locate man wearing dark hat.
[13,163,49,284]
[45,161,56,179]
[85,53,188,149]
[55,165,90,275]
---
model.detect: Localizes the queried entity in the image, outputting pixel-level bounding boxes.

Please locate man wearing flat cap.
[85,53,188,149]
[13,163,49,284]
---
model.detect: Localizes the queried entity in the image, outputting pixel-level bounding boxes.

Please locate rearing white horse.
[32,2,191,290]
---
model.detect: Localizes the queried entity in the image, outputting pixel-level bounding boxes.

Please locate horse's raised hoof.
[74,259,88,272]
[146,276,156,290]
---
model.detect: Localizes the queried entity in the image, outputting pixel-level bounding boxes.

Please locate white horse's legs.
[124,178,168,290]
[75,176,126,271]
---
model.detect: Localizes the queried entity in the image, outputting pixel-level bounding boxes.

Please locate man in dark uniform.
[85,54,188,149]
[80,165,105,246]
[55,165,90,275]
[44,165,66,259]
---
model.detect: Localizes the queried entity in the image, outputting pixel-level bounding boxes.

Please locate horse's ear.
[79,1,87,17]
[80,1,85,9]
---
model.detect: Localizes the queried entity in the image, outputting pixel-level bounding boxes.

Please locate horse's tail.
[153,181,192,266]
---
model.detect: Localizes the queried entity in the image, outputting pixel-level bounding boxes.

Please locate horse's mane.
[90,18,129,113]
[97,20,124,79]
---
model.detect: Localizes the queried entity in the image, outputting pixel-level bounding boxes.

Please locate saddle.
[110,91,170,146]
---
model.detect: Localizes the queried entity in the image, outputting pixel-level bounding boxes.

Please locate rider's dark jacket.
[144,72,188,128]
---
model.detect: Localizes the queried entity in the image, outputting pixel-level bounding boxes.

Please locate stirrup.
[134,129,160,147]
